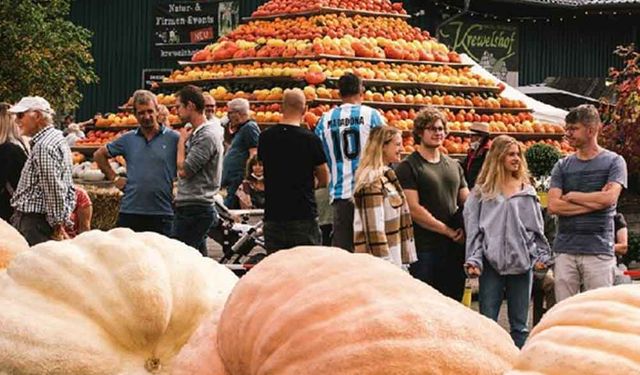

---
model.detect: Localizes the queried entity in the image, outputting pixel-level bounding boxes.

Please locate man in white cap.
[9,96,76,245]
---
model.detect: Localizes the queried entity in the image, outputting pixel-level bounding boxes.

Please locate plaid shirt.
[11,125,76,226]
[354,168,417,266]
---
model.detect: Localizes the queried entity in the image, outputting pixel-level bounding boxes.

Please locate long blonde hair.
[0,102,21,145]
[475,135,530,200]
[354,126,400,194]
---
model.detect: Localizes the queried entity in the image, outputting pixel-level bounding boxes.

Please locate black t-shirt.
[395,151,468,252]
[0,142,28,221]
[614,213,627,233]
[258,124,327,221]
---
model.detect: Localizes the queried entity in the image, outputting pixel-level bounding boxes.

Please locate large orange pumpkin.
[0,218,28,268]
[507,284,640,375]
[0,228,236,374]
[217,247,518,375]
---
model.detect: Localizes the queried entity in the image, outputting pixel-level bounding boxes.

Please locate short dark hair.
[565,104,600,127]
[412,107,447,144]
[177,85,205,112]
[338,73,363,98]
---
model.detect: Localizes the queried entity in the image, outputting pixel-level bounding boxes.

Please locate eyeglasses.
[425,126,447,133]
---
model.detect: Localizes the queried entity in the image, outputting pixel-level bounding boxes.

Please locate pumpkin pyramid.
[152,0,569,156]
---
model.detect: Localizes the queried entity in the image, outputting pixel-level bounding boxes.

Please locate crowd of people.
[0,73,630,349]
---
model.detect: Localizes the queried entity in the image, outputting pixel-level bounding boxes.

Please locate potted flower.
[525,143,563,207]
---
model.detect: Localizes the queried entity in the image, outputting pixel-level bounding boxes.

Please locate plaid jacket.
[354,168,417,266]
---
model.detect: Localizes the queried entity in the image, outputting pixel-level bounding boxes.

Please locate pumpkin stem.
[144,357,162,373]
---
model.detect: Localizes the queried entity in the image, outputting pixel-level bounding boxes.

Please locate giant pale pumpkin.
[0,228,237,374]
[507,284,640,375]
[0,218,28,268]
[218,247,518,375]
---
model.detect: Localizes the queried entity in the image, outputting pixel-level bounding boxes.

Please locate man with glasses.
[9,96,76,245]
[548,104,627,301]
[221,98,259,208]
[94,90,179,236]
[395,106,469,301]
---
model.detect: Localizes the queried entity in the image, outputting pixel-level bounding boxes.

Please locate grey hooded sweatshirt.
[463,184,552,275]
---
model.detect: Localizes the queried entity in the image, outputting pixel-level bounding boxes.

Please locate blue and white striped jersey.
[314,103,385,201]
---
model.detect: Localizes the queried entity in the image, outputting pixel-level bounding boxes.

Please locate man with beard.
[94,90,179,235]
[548,104,627,301]
[173,85,223,255]
[395,106,469,301]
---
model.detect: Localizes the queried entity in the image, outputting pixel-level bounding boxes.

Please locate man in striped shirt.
[9,97,76,245]
[315,73,385,251]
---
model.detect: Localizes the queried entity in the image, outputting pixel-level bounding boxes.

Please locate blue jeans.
[479,263,533,348]
[172,205,217,256]
[117,213,173,237]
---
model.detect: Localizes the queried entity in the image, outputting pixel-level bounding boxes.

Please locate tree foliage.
[0,0,98,114]
[600,44,640,176]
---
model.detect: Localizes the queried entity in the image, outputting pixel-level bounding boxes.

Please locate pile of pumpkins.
[0,218,638,374]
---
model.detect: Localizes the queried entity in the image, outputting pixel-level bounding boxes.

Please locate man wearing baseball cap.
[9,96,76,245]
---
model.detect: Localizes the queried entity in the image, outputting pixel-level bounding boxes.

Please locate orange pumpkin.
[0,218,28,268]
[218,247,518,375]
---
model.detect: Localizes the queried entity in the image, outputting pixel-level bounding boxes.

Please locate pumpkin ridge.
[522,326,640,368]
[513,339,640,375]
[224,252,372,369]
[264,338,512,375]
[531,301,640,337]
[6,243,140,347]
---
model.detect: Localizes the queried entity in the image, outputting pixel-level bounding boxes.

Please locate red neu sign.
[190,27,214,44]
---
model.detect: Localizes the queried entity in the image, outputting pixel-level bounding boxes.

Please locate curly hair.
[411,106,447,144]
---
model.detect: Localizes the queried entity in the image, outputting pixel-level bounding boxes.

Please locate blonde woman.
[353,126,417,268]
[463,135,551,348]
[0,102,28,221]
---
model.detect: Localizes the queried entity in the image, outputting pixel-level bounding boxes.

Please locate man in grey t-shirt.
[548,104,627,302]
[174,85,223,256]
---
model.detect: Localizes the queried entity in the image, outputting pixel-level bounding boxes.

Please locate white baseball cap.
[9,96,53,114]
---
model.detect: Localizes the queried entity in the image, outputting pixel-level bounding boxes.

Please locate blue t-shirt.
[222,120,260,185]
[107,126,179,216]
[550,149,627,255]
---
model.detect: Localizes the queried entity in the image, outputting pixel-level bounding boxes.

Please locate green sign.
[438,20,518,85]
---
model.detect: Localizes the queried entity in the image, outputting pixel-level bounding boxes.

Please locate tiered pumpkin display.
[0,228,237,374]
[217,247,519,375]
[507,284,640,375]
[152,0,566,159]
[0,218,28,269]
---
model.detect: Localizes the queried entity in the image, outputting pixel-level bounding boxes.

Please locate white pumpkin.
[0,228,236,374]
[507,284,640,375]
[0,218,28,268]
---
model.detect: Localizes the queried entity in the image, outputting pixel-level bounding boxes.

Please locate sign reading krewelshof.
[438,20,519,86]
